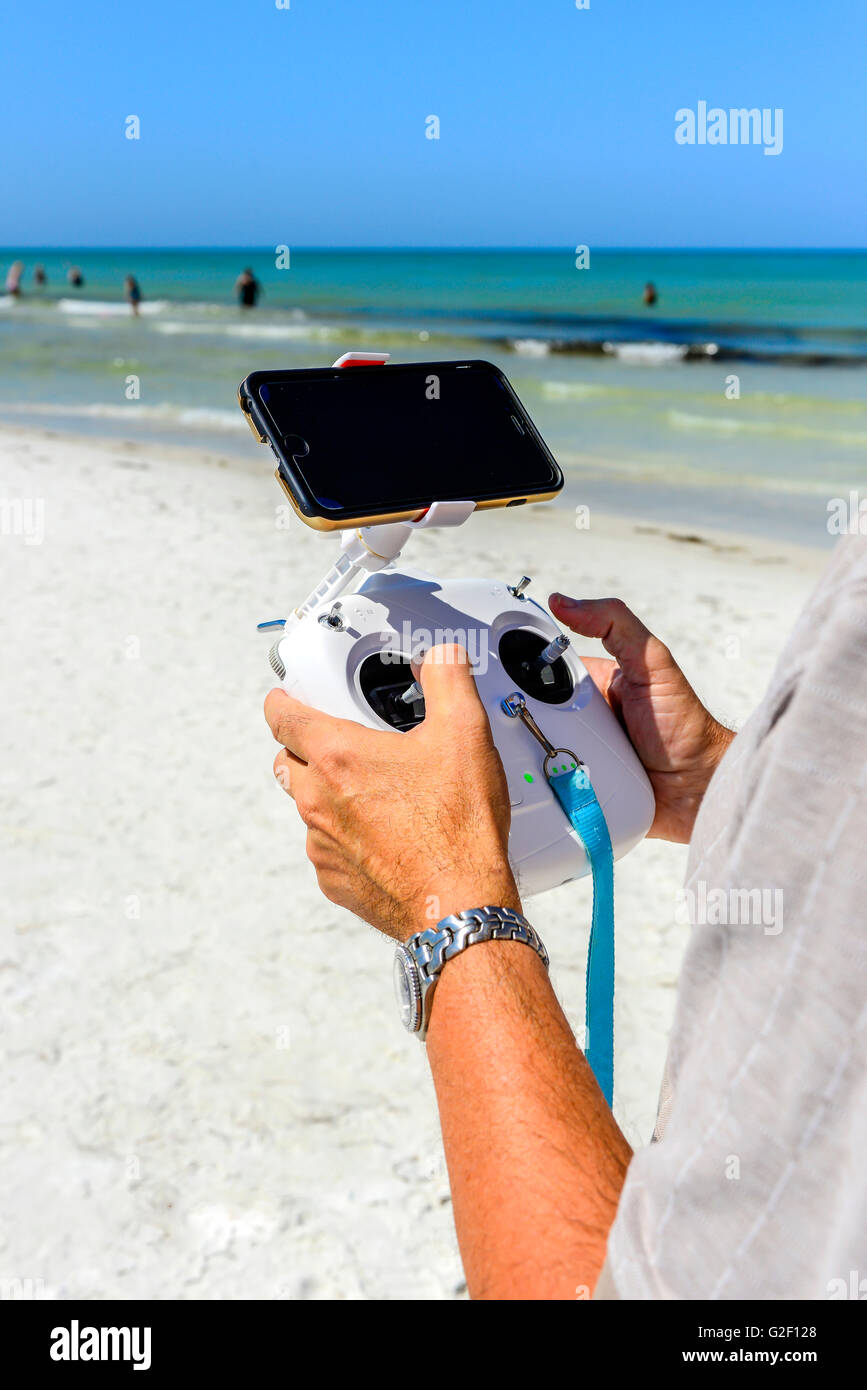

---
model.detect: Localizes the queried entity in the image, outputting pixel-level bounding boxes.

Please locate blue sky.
[2,0,864,247]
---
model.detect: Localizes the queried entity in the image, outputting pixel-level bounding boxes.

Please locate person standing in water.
[5,261,24,296]
[643,281,658,306]
[33,265,47,288]
[235,267,261,308]
[124,274,142,317]
[67,266,84,288]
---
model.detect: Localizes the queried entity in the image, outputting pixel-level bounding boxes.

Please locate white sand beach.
[0,424,828,1299]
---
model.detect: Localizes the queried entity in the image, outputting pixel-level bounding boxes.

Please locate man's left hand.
[264,644,520,942]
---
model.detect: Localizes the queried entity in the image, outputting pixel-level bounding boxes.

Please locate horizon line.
[2,244,864,254]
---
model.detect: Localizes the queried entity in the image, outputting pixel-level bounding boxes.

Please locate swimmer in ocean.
[235,267,261,309]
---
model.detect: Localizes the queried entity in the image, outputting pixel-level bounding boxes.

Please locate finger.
[273,746,306,796]
[414,642,487,731]
[548,595,672,687]
[579,655,620,707]
[264,687,332,760]
[305,824,342,861]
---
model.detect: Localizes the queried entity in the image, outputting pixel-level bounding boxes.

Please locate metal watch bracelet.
[393,905,549,1041]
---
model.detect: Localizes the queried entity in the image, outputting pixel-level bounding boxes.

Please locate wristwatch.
[393,905,549,1042]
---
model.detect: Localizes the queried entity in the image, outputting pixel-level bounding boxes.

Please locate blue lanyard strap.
[499,694,616,1106]
[548,764,615,1106]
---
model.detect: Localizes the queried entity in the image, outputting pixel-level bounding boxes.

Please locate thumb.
[414,642,487,731]
[548,594,673,685]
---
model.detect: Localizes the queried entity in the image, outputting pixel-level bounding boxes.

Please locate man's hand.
[549,594,734,843]
[264,644,519,941]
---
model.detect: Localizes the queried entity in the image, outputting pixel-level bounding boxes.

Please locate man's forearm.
[425,933,632,1300]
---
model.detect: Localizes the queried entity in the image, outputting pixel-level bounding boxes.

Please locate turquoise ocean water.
[1,248,865,543]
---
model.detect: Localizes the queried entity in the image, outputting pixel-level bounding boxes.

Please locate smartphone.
[238,359,563,530]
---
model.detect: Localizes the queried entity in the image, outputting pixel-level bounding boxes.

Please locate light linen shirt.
[600,535,867,1300]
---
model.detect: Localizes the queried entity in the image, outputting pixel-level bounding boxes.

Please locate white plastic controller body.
[270,565,655,899]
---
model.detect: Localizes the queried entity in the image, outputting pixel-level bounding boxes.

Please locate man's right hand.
[549,594,734,843]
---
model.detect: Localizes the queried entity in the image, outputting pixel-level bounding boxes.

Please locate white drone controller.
[260,352,655,899]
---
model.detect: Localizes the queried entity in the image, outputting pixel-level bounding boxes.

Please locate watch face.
[393,948,421,1032]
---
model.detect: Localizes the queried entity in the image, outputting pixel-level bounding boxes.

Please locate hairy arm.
[426,936,631,1299]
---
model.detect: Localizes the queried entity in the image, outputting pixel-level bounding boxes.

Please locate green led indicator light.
[524,772,534,783]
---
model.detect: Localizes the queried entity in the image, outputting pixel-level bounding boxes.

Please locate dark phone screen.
[255,362,560,515]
